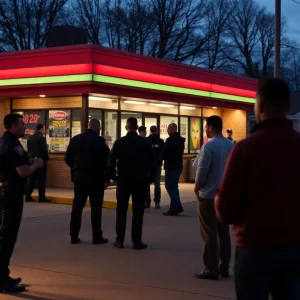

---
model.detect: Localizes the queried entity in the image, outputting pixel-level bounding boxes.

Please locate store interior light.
[39,95,46,97]
[124,100,146,105]
[180,106,196,110]
[89,96,111,101]
[212,107,218,109]
[150,103,175,108]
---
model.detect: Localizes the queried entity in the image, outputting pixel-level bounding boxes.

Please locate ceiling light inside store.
[212,107,218,109]
[150,103,174,108]
[89,96,111,101]
[39,95,46,97]
[180,106,196,110]
[124,100,146,105]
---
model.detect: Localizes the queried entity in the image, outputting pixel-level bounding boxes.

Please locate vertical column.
[82,94,89,132]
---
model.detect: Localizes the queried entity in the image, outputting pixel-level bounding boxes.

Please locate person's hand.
[32,158,43,169]
[194,183,200,201]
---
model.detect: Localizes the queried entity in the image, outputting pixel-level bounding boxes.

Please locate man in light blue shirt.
[193,116,233,281]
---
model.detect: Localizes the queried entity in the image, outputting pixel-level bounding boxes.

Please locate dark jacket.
[215,119,300,247]
[108,132,156,183]
[147,134,164,166]
[27,131,49,162]
[65,129,110,181]
[161,132,185,170]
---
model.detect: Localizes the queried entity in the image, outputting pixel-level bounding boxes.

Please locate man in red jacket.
[215,77,300,300]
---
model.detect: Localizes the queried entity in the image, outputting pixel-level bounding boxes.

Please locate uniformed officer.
[0,113,43,292]
[65,119,110,245]
[108,117,156,250]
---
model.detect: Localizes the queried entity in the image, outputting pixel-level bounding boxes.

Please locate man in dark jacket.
[215,78,300,299]
[145,125,164,209]
[108,117,156,250]
[26,124,49,202]
[65,119,110,245]
[161,123,185,216]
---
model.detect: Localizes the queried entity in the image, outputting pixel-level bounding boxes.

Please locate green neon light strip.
[94,75,255,104]
[0,74,93,86]
[0,73,255,103]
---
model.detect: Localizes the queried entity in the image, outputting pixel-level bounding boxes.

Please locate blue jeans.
[165,168,183,213]
[146,165,162,203]
[235,246,300,300]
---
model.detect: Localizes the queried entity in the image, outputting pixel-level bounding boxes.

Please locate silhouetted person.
[138,126,147,138]
[215,77,300,299]
[26,124,49,202]
[65,119,110,245]
[226,129,236,144]
[109,117,155,250]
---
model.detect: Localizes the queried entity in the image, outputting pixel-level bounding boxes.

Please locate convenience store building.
[0,45,256,188]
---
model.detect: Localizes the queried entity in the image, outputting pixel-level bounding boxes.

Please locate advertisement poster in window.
[203,118,210,144]
[17,111,45,151]
[190,118,201,152]
[48,110,70,152]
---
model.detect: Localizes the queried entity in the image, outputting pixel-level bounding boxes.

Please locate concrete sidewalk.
[32,183,196,211]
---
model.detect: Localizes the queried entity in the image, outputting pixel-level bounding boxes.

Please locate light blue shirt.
[195,136,234,199]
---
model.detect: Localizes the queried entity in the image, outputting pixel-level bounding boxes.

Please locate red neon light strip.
[0,64,92,79]
[0,63,256,98]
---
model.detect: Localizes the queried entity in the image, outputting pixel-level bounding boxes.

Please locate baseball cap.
[138,126,147,132]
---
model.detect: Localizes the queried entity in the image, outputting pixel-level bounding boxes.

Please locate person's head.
[255,77,291,122]
[138,126,147,137]
[126,117,138,132]
[36,124,44,134]
[3,113,25,138]
[205,116,223,139]
[89,118,101,135]
[150,125,158,135]
[167,123,177,136]
[226,129,233,138]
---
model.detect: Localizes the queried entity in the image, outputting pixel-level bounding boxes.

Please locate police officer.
[0,113,43,292]
[108,117,156,250]
[65,119,110,245]
[26,124,49,202]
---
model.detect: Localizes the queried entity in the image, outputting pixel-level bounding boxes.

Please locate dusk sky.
[261,0,300,44]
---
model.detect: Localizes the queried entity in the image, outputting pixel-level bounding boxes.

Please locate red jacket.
[215,119,300,247]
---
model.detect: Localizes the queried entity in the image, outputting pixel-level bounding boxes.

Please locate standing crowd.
[0,77,299,299]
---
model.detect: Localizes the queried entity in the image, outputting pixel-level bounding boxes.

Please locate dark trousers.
[146,164,162,203]
[0,190,24,281]
[26,165,47,201]
[165,168,183,212]
[235,246,300,300]
[198,198,231,274]
[116,180,147,243]
[70,172,105,239]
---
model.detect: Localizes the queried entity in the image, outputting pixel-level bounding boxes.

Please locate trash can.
[189,157,197,182]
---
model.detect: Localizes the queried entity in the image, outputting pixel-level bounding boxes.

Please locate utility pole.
[274,0,281,78]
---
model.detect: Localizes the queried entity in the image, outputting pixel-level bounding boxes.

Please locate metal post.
[274,0,281,78]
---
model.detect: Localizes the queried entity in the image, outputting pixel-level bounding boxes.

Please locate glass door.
[143,115,159,137]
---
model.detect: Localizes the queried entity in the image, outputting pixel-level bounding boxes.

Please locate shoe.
[0,280,26,292]
[219,267,230,278]
[177,207,184,214]
[193,270,219,280]
[163,211,179,216]
[133,241,148,250]
[70,237,81,244]
[8,276,22,285]
[144,202,150,209]
[155,203,161,209]
[113,240,124,249]
[25,197,35,202]
[93,237,109,244]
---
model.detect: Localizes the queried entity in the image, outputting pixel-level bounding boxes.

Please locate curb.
[31,196,133,211]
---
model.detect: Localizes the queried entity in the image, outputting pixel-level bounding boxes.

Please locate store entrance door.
[143,115,159,135]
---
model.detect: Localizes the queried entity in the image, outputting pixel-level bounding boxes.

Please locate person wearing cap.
[138,126,147,138]
[215,77,300,299]
[145,125,164,209]
[226,129,236,144]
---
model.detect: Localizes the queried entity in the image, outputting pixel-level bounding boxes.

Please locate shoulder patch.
[14,145,24,156]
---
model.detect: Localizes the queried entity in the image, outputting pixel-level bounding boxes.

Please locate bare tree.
[0,0,68,50]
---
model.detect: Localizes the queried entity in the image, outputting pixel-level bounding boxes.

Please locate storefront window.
[121,112,142,136]
[189,117,201,153]
[180,117,188,153]
[72,109,81,138]
[89,109,102,135]
[160,115,178,141]
[105,111,118,148]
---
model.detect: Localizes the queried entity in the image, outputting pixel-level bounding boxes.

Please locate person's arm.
[146,142,156,183]
[159,139,165,165]
[214,143,247,224]
[64,139,74,168]
[160,138,169,162]
[41,136,49,162]
[102,140,111,187]
[108,140,118,182]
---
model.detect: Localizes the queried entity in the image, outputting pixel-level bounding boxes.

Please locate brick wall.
[221,109,247,142]
[0,98,11,135]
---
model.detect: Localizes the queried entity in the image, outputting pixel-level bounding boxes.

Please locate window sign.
[189,117,201,153]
